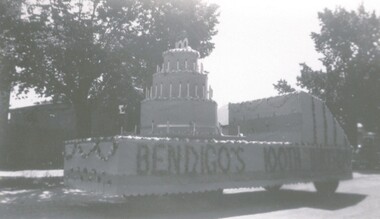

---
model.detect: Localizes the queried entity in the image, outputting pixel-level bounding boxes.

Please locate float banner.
[64,137,352,196]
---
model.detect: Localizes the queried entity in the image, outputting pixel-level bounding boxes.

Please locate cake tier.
[140,99,218,136]
[158,47,201,73]
[150,72,208,99]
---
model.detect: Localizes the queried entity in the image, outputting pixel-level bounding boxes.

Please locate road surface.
[0,172,379,218]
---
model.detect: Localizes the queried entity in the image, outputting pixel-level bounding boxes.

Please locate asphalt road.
[0,172,379,219]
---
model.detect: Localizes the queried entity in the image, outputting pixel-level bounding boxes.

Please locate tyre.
[201,189,223,201]
[264,185,282,192]
[208,189,223,196]
[313,180,339,194]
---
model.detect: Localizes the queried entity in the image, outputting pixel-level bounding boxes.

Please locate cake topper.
[175,38,189,49]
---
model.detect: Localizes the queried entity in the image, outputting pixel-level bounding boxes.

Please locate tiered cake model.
[140,39,218,137]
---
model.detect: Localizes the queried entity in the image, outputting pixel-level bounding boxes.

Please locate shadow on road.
[354,170,380,175]
[0,177,367,219]
[68,189,366,219]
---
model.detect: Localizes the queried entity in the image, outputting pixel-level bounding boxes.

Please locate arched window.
[202,84,205,99]
[160,83,163,98]
[169,82,172,98]
[187,82,190,98]
[178,82,182,98]
[183,38,188,47]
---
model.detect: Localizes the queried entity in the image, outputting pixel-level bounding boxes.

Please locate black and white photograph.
[1,0,380,218]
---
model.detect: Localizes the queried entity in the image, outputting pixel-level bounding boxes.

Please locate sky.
[204,0,380,107]
[10,0,380,109]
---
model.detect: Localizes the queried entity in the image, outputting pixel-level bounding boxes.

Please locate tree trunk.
[348,120,358,146]
[0,61,12,168]
[73,100,92,138]
[345,112,358,147]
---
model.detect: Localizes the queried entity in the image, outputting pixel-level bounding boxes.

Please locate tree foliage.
[273,79,296,94]
[296,6,380,145]
[0,0,25,103]
[14,0,219,137]
[0,0,25,154]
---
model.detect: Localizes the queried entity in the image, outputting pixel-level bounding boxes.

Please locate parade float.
[64,38,352,196]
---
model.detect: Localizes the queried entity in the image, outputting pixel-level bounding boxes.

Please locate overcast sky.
[204,0,380,107]
[10,0,380,109]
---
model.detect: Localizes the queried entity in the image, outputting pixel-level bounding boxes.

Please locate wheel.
[207,189,223,196]
[264,185,282,192]
[201,189,223,201]
[313,180,339,194]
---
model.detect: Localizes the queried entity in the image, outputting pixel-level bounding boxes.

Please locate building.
[228,92,349,147]
[6,101,136,169]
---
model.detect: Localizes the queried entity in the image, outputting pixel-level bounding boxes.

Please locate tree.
[0,0,25,165]
[295,6,380,145]
[273,79,296,94]
[16,0,219,137]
